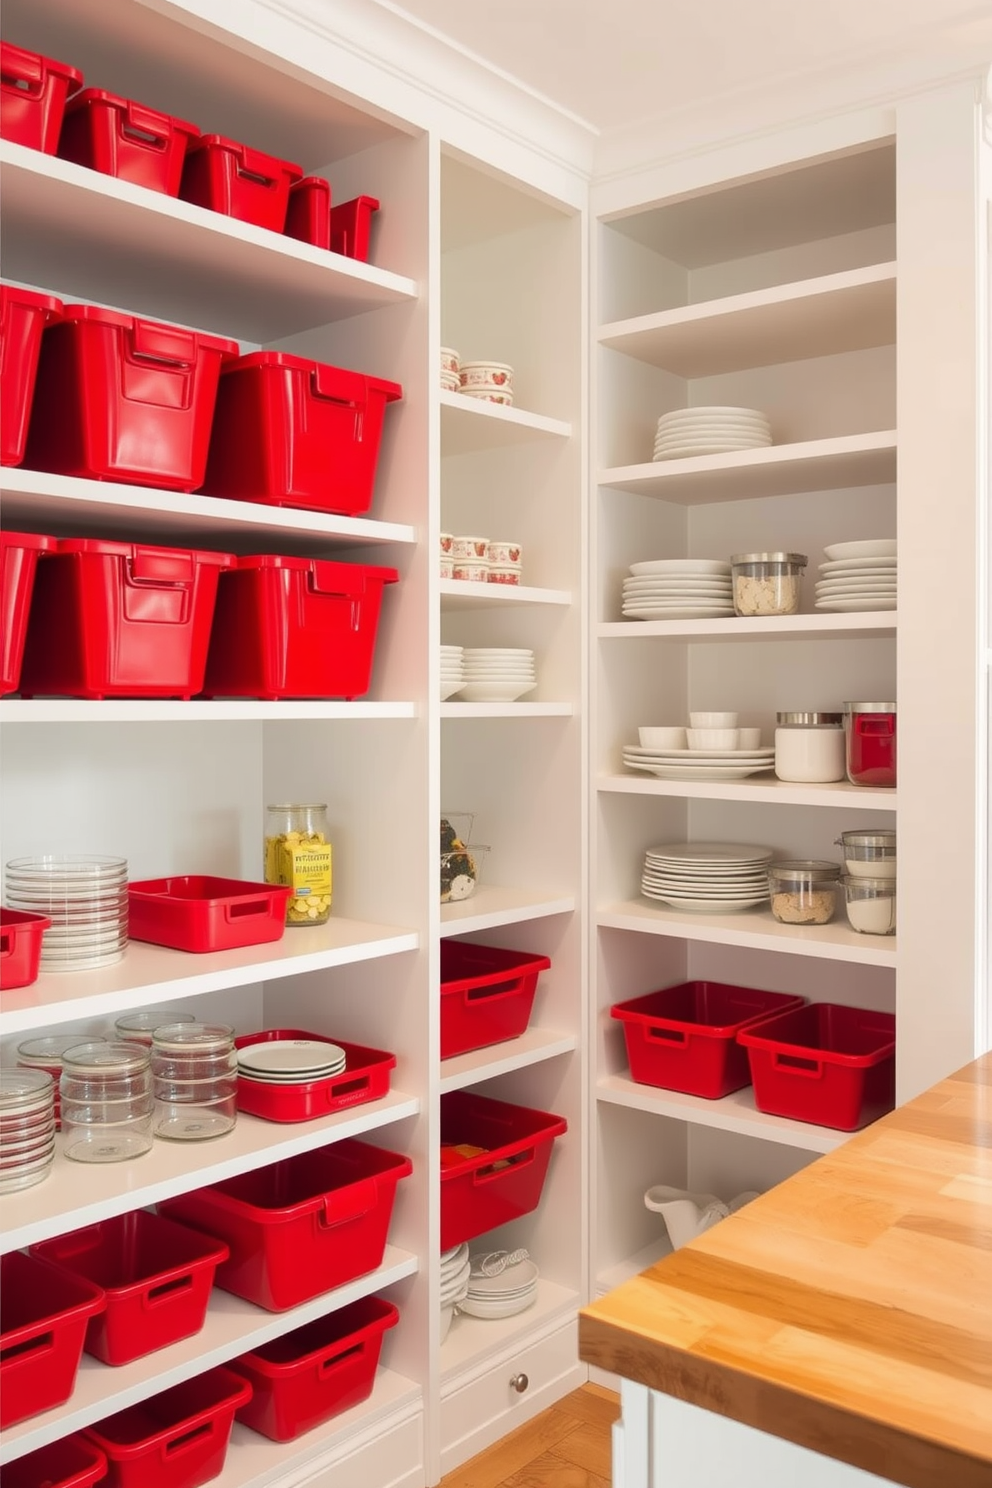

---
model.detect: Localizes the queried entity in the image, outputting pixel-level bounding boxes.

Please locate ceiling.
[370,0,992,134]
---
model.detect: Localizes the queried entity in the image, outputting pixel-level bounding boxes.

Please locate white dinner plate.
[656,413,770,430]
[623,607,736,619]
[629,560,731,576]
[629,763,775,779]
[815,597,897,611]
[623,746,773,759]
[815,580,898,592]
[642,893,769,912]
[656,405,769,422]
[822,539,897,560]
[237,1039,347,1075]
[455,682,537,701]
[818,556,898,573]
[646,843,774,863]
[641,881,769,899]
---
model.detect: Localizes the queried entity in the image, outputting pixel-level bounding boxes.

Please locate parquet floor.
[439,1383,620,1488]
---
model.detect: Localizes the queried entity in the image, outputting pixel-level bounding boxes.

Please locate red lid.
[0,284,63,318]
[56,539,235,569]
[0,531,56,551]
[0,42,83,92]
[219,350,402,402]
[58,305,239,359]
[187,134,302,180]
[62,88,200,139]
[289,174,331,197]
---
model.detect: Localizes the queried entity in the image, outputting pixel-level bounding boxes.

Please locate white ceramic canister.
[450,535,489,560]
[487,565,521,586]
[486,540,522,566]
[452,560,490,582]
[774,711,845,782]
[440,556,454,579]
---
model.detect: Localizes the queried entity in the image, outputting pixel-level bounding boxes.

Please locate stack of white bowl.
[456,648,536,703]
[458,1248,539,1319]
[440,645,465,700]
[440,1242,470,1342]
[653,406,772,461]
[814,538,897,612]
[5,855,128,972]
[459,360,513,407]
[440,347,460,393]
[0,1068,56,1193]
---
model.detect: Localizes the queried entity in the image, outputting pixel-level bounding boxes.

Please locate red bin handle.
[647,1025,689,1045]
[771,1051,825,1079]
[318,1340,363,1377]
[128,320,198,367]
[164,1420,215,1457]
[319,1175,377,1229]
[1,47,44,92]
[472,1147,535,1184]
[0,931,11,958]
[127,548,195,586]
[120,100,171,148]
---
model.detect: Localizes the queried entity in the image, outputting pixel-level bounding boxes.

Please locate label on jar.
[270,839,331,897]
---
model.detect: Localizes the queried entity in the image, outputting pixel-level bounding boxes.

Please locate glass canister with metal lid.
[730,552,807,616]
[843,702,896,787]
[774,711,845,782]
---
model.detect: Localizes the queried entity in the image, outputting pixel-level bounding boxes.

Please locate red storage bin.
[19,539,234,699]
[180,135,302,231]
[0,529,57,693]
[30,1210,230,1366]
[285,174,332,249]
[202,554,397,701]
[738,1003,896,1131]
[128,876,291,953]
[440,940,551,1060]
[159,1139,412,1311]
[440,1091,567,1250]
[2,1434,107,1488]
[231,1295,398,1441]
[24,305,238,490]
[1,42,82,153]
[331,195,380,262]
[58,89,200,195]
[1,284,63,466]
[235,1029,396,1123]
[0,1250,106,1428]
[202,351,402,516]
[0,906,51,989]
[610,981,807,1100]
[83,1366,251,1488]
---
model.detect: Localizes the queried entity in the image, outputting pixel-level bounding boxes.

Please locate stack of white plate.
[653,406,772,462]
[623,559,733,620]
[457,648,536,703]
[236,1037,347,1087]
[440,1242,470,1342]
[0,1068,56,1193]
[441,645,464,700]
[458,1249,539,1320]
[814,539,897,612]
[5,855,128,972]
[641,842,774,913]
[623,743,775,781]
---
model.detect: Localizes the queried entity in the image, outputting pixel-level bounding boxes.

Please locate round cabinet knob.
[509,1372,529,1394]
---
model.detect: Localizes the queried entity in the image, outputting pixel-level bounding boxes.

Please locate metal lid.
[767,859,841,882]
[835,830,897,848]
[730,552,807,566]
[776,711,843,726]
[843,701,897,713]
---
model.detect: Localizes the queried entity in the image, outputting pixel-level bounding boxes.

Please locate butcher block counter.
[579,1052,992,1488]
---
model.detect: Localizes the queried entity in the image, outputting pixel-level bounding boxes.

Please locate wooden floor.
[440,1384,620,1488]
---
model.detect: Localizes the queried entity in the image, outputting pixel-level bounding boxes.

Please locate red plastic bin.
[0,1250,106,1428]
[738,1003,896,1131]
[19,539,234,699]
[0,529,57,693]
[1,42,83,153]
[1,284,63,466]
[440,940,551,1060]
[203,351,402,516]
[0,906,51,989]
[83,1366,251,1488]
[331,195,380,262]
[285,174,332,249]
[202,554,397,701]
[610,981,807,1100]
[24,305,239,490]
[128,876,292,953]
[30,1209,230,1366]
[235,1029,396,1123]
[159,1139,412,1311]
[440,1090,567,1250]
[2,1434,107,1488]
[58,89,200,195]
[180,135,302,231]
[231,1295,398,1441]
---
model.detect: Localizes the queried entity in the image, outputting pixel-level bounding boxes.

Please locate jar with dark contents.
[440,817,488,902]
[843,702,896,787]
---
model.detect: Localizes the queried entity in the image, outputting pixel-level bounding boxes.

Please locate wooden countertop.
[579,1052,992,1488]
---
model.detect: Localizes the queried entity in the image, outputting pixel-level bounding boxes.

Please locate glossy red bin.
[235,1029,396,1123]
[180,135,301,231]
[0,906,51,989]
[128,876,291,953]
[202,555,397,701]
[2,1435,107,1488]
[203,350,402,515]
[440,1091,567,1250]
[58,89,200,195]
[1,284,63,466]
[738,1003,896,1131]
[1,42,82,153]
[0,1250,106,1428]
[19,539,234,699]
[284,174,332,248]
[24,305,238,490]
[331,195,380,261]
[83,1366,251,1488]
[159,1139,412,1311]
[0,529,57,694]
[231,1295,398,1441]
[441,940,550,1060]
[611,981,807,1099]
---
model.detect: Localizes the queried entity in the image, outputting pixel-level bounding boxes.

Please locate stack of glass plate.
[459,1248,539,1319]
[440,1241,470,1342]
[641,842,774,913]
[5,855,128,972]
[0,1069,56,1192]
[236,1037,347,1087]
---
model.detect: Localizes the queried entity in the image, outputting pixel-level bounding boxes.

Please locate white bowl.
[686,727,740,750]
[638,726,686,749]
[738,727,762,749]
[456,680,536,702]
[689,712,738,728]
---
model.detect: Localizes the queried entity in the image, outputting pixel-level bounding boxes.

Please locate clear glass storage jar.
[844,702,896,787]
[151,1022,237,1141]
[774,711,845,782]
[264,803,332,926]
[730,552,807,616]
[835,829,897,879]
[767,860,841,925]
[60,1041,153,1163]
[115,1008,197,1046]
[840,874,897,935]
[0,1068,56,1192]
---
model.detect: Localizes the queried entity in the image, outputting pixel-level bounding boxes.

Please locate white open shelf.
[598,773,897,810]
[440,390,571,453]
[0,1095,421,1254]
[1,1248,419,1461]
[0,141,417,341]
[597,1075,848,1155]
[599,431,897,504]
[0,701,417,722]
[598,262,896,376]
[595,1237,674,1297]
[441,702,572,718]
[439,1278,579,1384]
[439,1028,578,1093]
[598,612,897,641]
[440,887,576,936]
[440,580,571,609]
[597,901,898,966]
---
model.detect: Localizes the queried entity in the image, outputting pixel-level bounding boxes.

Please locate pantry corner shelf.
[440,886,576,934]
[599,773,898,810]
[0,140,418,342]
[595,1238,675,1299]
[597,901,898,967]
[440,579,571,609]
[597,611,897,641]
[0,700,418,723]
[439,1278,580,1383]
[441,702,573,718]
[439,389,571,452]
[439,1028,579,1093]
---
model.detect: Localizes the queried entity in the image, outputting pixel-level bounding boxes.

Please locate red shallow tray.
[84,1366,251,1488]
[58,88,200,195]
[3,1435,107,1488]
[231,1295,398,1441]
[1,42,83,153]
[610,981,807,1099]
[0,1250,106,1428]
[738,1003,896,1131]
[440,940,550,1060]
[31,1209,230,1366]
[1,285,63,467]
[235,1029,396,1122]
[0,905,51,989]
[440,1090,567,1250]
[180,134,302,231]
[128,875,291,953]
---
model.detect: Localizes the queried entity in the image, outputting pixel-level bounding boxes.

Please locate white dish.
[622,581,732,594]
[656,405,769,422]
[656,414,770,431]
[815,597,897,611]
[455,681,537,701]
[642,874,770,890]
[440,681,464,700]
[654,427,770,442]
[457,1293,538,1320]
[642,892,769,912]
[653,443,770,460]
[237,1039,346,1075]
[637,727,686,749]
[641,880,769,897]
[623,607,736,620]
[646,843,774,863]
[822,539,897,560]
[623,746,774,759]
[463,648,534,657]
[467,1257,540,1294]
[630,764,775,780]
[818,556,897,573]
[629,559,730,576]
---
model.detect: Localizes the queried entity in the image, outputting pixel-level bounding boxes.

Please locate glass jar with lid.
[60,1040,153,1163]
[151,1022,237,1141]
[774,711,845,782]
[730,553,807,616]
[843,702,896,787]
[264,804,332,926]
[767,860,841,925]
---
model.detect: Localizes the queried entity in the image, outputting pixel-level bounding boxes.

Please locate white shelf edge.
[0,1249,420,1462]
[440,888,576,935]
[597,1074,848,1155]
[0,701,418,722]
[439,579,571,607]
[597,901,898,967]
[439,388,571,439]
[597,772,898,810]
[439,1279,579,1385]
[597,612,897,640]
[0,1094,421,1255]
[440,702,573,718]
[439,1029,578,1093]
[598,429,898,493]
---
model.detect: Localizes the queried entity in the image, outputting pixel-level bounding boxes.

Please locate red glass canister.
[844,701,896,787]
